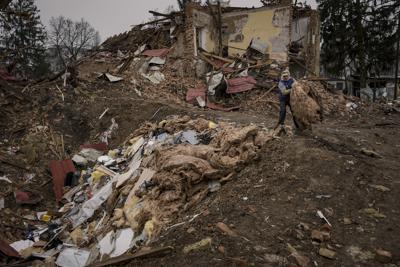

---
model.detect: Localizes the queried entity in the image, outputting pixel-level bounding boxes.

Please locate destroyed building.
[187,0,320,78]
[103,0,320,79]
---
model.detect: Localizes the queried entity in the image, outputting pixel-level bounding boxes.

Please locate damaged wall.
[222,6,291,61]
[193,9,216,54]
[191,5,291,62]
[188,4,320,77]
[291,10,320,76]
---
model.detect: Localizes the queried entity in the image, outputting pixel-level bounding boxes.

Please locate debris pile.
[66,1,336,115]
[0,116,273,266]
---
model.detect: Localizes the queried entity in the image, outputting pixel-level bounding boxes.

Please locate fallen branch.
[0,154,28,170]
[56,85,65,102]
[149,107,163,121]
[148,10,174,18]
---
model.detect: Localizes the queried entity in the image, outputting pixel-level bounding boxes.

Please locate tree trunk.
[394,10,400,100]
[355,0,367,89]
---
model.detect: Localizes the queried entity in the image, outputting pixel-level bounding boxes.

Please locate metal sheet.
[49,160,76,203]
[105,73,124,82]
[149,57,166,65]
[80,143,108,152]
[0,239,20,258]
[250,38,269,54]
[142,48,170,58]
[226,76,257,94]
[186,85,206,103]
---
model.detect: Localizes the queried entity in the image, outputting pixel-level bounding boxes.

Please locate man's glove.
[283,89,291,95]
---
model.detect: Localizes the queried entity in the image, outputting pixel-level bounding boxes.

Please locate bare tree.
[260,0,281,6]
[177,0,193,10]
[48,16,100,69]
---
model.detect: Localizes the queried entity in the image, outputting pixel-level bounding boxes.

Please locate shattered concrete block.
[311,229,330,242]
[287,244,310,267]
[263,253,288,265]
[369,184,390,192]
[343,218,352,225]
[216,222,238,237]
[142,71,165,84]
[347,246,374,263]
[319,247,336,259]
[362,208,386,219]
[79,148,103,162]
[375,249,392,263]
[361,148,382,158]
[72,154,88,166]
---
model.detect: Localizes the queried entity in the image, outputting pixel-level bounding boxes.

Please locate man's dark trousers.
[279,96,299,128]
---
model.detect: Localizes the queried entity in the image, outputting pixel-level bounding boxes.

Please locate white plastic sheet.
[98,231,115,258]
[110,228,135,258]
[56,247,90,267]
[142,71,165,84]
[10,240,34,253]
[206,72,224,95]
[69,181,113,227]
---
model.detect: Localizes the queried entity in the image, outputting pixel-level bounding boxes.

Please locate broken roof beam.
[148,10,174,18]
[201,51,234,64]
[134,17,171,28]
[91,246,174,267]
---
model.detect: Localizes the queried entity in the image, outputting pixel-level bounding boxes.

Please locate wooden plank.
[91,246,174,267]
[0,154,28,170]
[202,52,235,63]
[197,52,219,68]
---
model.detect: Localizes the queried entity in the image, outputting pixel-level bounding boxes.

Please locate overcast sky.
[36,0,318,41]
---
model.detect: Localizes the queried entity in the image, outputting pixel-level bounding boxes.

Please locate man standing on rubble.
[277,70,299,129]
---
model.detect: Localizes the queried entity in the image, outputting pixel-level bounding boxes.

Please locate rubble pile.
[0,116,273,266]
[301,81,347,116]
[102,24,173,53]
